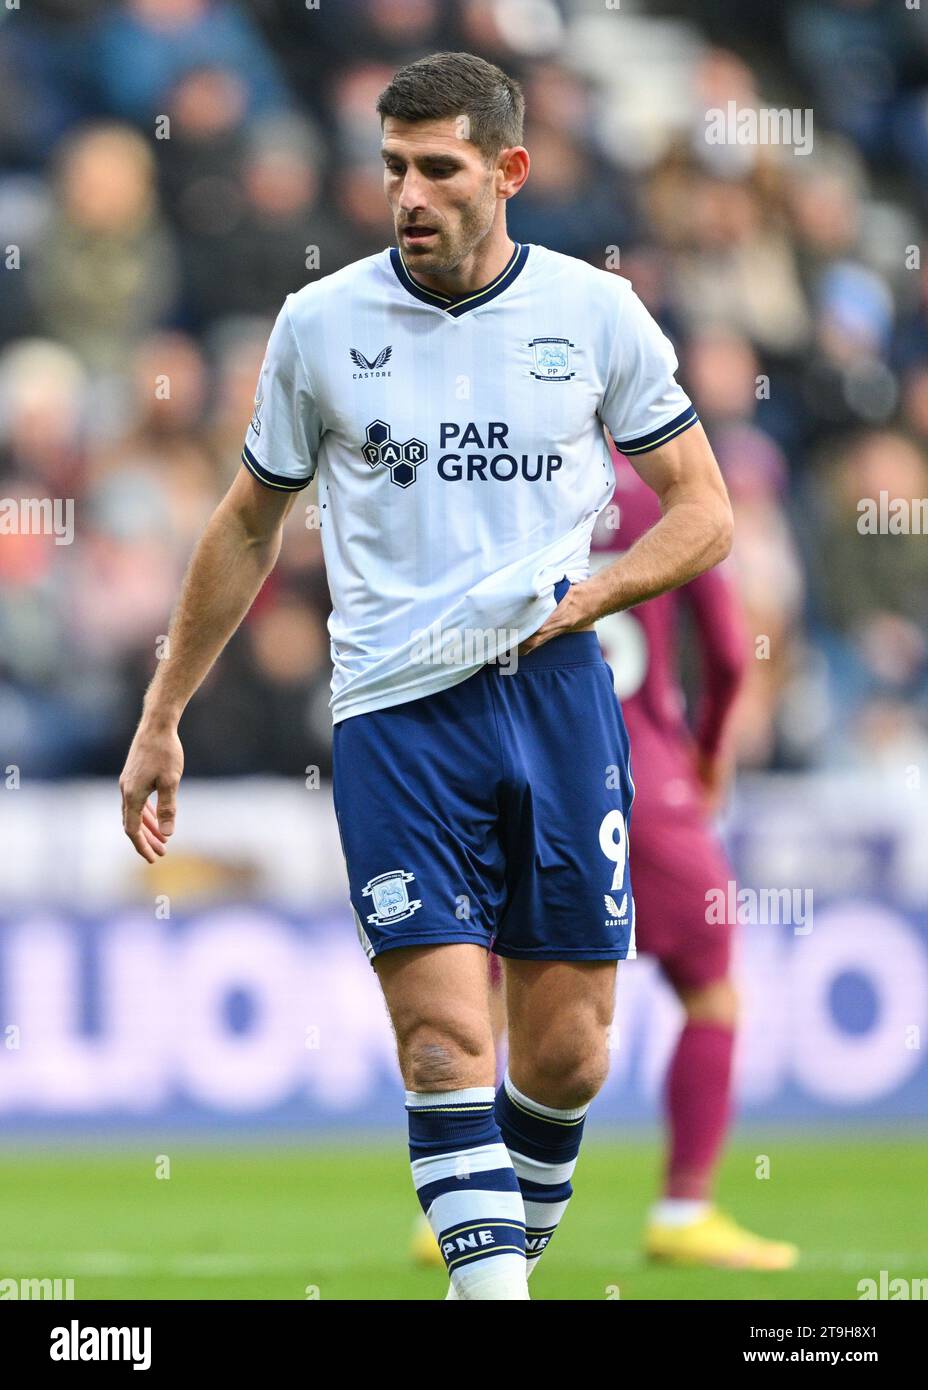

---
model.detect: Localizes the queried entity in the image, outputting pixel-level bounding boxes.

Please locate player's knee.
[401,1025,492,1092]
[516,1031,610,1109]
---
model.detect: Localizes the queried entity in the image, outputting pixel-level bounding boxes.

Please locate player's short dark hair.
[376,52,525,162]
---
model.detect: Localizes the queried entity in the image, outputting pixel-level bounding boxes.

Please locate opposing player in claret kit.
[589,447,798,1271]
[119,51,733,1299]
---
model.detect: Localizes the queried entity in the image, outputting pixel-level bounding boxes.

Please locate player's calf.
[494,1071,591,1276]
[497,959,617,1276]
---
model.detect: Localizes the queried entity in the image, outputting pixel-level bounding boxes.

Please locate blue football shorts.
[332,610,636,964]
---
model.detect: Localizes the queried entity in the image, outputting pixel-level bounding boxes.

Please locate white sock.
[650,1199,711,1227]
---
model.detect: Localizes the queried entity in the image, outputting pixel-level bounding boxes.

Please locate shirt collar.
[389,241,530,318]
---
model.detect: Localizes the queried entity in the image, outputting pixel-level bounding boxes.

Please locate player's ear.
[498,146,529,197]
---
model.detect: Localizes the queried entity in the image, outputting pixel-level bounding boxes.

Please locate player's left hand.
[518,579,602,656]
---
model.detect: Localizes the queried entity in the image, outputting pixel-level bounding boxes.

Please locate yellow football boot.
[410,1213,445,1268]
[645,1208,799,1270]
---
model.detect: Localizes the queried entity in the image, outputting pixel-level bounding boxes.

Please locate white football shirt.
[243,242,697,723]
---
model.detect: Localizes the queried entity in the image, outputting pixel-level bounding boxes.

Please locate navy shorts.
[332,624,636,964]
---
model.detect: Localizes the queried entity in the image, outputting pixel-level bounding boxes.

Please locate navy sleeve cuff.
[241,444,312,492]
[612,406,699,456]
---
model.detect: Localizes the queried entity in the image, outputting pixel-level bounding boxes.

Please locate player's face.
[380,117,501,270]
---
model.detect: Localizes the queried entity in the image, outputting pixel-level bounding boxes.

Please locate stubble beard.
[399,185,496,275]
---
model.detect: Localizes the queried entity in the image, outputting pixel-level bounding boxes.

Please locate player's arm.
[685,560,748,757]
[522,423,733,651]
[119,471,297,862]
[584,421,732,616]
[120,297,318,861]
[682,556,748,808]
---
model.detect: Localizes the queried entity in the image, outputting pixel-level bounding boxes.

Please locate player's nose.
[397,170,430,212]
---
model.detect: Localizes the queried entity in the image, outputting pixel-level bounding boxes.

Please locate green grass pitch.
[0,1135,924,1300]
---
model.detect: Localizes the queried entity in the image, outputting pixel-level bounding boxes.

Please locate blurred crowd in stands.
[1,0,927,778]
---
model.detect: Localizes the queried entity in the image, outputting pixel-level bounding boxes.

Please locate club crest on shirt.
[363,870,422,925]
[529,337,575,382]
[250,391,263,435]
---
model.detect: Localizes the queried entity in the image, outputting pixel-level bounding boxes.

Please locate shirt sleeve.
[241,297,321,491]
[599,286,698,456]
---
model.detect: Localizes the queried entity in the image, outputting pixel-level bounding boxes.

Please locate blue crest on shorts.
[363,870,422,925]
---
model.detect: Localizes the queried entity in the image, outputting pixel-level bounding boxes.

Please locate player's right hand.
[119,720,185,863]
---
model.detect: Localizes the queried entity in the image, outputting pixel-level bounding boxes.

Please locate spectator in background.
[786,0,928,183]
[0,337,87,497]
[90,0,290,126]
[162,90,338,323]
[686,325,762,431]
[669,171,811,357]
[204,317,277,482]
[331,160,397,264]
[168,586,333,777]
[155,63,250,323]
[0,338,112,773]
[218,113,339,315]
[805,260,897,431]
[508,118,635,258]
[813,430,928,634]
[92,329,219,551]
[456,0,564,61]
[30,124,179,375]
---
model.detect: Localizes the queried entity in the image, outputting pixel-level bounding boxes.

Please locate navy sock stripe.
[416,1166,520,1211]
[495,1085,587,1162]
[505,1091,586,1128]
[440,1218,525,1242]
[518,1177,574,1203]
[525,1231,557,1256]
[408,1109,501,1157]
[440,1220,527,1272]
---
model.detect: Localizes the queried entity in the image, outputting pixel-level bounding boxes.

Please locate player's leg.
[660,973,738,1209]
[497,957,616,1274]
[408,949,509,1271]
[375,942,529,1299]
[488,626,635,1277]
[649,962,797,1269]
[487,948,508,1052]
[633,830,797,1268]
[332,676,530,1298]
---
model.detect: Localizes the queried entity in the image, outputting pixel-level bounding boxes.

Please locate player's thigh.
[332,683,505,960]
[375,943,497,1090]
[632,816,734,992]
[493,641,635,962]
[504,957,617,1101]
